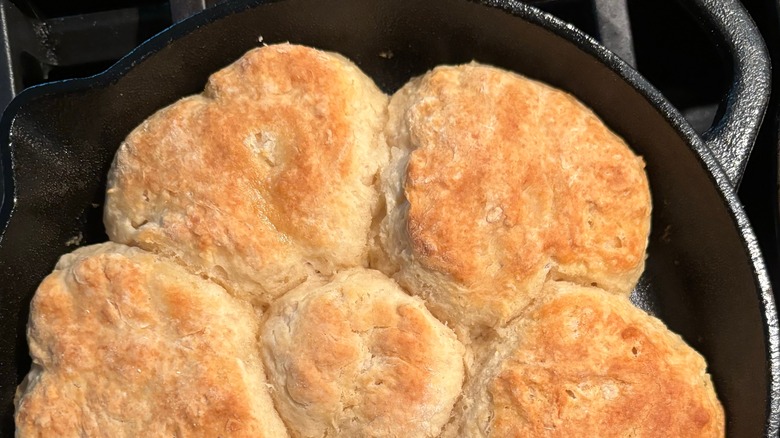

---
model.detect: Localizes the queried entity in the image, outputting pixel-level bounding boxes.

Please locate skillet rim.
[0,0,776,434]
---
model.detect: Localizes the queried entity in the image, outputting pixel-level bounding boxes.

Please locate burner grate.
[0,0,729,128]
[0,0,172,108]
[0,0,226,110]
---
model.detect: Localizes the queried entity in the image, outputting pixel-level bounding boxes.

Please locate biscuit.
[375,63,651,333]
[14,242,288,437]
[261,268,465,437]
[104,43,389,306]
[444,281,724,437]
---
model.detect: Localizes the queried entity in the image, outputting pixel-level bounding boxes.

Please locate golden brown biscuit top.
[15,243,287,437]
[17,45,719,438]
[105,43,388,305]
[485,283,724,437]
[261,269,465,437]
[391,63,650,316]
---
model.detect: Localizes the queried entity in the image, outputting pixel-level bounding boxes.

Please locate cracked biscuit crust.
[14,242,288,438]
[261,268,465,438]
[377,63,651,332]
[445,281,724,437]
[104,43,389,306]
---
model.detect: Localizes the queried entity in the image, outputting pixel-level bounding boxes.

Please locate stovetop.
[1,0,778,288]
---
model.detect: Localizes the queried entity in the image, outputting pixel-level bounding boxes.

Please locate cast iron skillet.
[0,0,777,435]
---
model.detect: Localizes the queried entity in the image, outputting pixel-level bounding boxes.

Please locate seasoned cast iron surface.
[0,0,776,435]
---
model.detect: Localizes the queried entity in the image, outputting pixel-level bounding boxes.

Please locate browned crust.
[105,43,389,306]
[449,282,724,437]
[14,243,288,437]
[379,63,651,330]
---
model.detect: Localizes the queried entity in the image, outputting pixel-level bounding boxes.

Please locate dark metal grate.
[0,0,227,109]
[0,0,729,128]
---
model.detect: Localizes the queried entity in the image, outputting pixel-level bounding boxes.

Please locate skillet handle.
[687,0,771,188]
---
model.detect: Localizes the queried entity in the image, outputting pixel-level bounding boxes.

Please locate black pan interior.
[0,0,772,435]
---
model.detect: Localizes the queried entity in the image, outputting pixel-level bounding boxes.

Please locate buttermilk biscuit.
[375,63,651,332]
[104,43,389,306]
[15,242,288,437]
[261,268,465,438]
[444,281,724,437]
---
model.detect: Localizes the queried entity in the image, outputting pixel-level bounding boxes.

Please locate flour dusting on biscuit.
[261,268,465,438]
